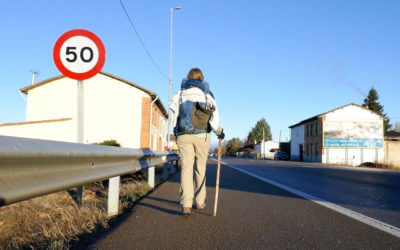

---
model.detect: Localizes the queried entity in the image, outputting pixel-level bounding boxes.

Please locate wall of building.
[254,141,279,159]
[384,141,400,167]
[303,119,323,162]
[290,125,304,161]
[322,148,383,166]
[0,119,75,142]
[82,74,148,149]
[324,105,382,122]
[26,78,77,121]
[140,97,167,150]
[322,105,384,165]
[9,73,166,149]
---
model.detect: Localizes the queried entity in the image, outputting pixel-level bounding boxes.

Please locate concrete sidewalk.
[89,160,400,249]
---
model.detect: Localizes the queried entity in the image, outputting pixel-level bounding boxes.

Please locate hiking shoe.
[195,203,206,210]
[182,207,191,215]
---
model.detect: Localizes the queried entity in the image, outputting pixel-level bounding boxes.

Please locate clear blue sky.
[1,0,399,146]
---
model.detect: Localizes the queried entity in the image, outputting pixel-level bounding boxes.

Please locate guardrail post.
[107,176,120,216]
[148,166,155,188]
[77,186,84,206]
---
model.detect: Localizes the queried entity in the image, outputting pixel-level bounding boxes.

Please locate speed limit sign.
[53,29,106,80]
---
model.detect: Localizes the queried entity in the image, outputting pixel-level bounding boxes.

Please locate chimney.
[30,70,38,85]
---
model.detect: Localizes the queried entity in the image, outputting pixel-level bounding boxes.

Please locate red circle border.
[53,29,106,81]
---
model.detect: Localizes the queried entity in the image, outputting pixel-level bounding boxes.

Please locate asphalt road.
[219,157,400,229]
[88,159,400,249]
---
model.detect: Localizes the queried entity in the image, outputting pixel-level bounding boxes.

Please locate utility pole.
[279,130,282,151]
[262,129,265,160]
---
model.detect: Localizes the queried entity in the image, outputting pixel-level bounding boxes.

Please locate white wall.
[290,125,304,161]
[82,74,147,148]
[7,73,163,149]
[26,78,77,122]
[323,148,384,166]
[324,105,382,122]
[0,119,75,142]
[254,141,279,159]
[322,104,384,165]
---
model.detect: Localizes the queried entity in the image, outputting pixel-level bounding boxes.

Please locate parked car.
[274,151,289,160]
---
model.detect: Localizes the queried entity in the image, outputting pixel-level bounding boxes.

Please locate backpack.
[174,88,214,136]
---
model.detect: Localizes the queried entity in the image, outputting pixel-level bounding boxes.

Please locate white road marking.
[213,159,400,238]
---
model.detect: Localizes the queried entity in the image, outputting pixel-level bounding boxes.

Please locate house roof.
[20,72,168,118]
[289,103,385,128]
[0,118,72,127]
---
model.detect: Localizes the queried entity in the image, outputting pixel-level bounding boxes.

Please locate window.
[306,143,309,155]
[315,142,318,155]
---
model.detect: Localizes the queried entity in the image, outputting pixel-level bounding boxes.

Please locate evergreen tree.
[247,118,272,144]
[362,87,391,131]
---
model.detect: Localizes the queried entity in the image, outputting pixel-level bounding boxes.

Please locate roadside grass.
[0,172,151,249]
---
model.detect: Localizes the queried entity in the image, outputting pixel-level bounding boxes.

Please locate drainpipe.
[149,96,159,149]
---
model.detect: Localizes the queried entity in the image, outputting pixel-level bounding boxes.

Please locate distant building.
[0,72,167,150]
[254,140,279,159]
[289,103,385,166]
[384,131,400,168]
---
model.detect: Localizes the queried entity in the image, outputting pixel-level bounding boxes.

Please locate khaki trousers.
[177,134,210,208]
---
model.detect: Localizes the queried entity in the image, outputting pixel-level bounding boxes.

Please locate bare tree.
[394,121,400,133]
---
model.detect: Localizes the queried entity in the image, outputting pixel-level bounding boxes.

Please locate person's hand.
[217,129,225,140]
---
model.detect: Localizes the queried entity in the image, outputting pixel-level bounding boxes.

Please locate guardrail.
[0,135,179,215]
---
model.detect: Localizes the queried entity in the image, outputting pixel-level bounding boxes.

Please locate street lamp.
[167,6,182,150]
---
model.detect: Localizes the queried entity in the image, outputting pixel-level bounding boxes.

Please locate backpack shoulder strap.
[179,91,183,105]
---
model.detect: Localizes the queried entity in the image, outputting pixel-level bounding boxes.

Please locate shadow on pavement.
[139,202,181,216]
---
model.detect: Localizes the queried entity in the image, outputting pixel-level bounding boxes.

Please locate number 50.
[66,47,94,63]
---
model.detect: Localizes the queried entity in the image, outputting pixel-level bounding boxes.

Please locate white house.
[254,140,279,159]
[290,125,305,161]
[0,72,168,150]
[289,103,385,166]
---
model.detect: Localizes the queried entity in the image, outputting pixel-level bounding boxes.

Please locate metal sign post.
[77,80,84,143]
[53,29,106,207]
[76,80,84,204]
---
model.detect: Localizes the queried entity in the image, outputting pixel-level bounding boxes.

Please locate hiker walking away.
[169,68,225,215]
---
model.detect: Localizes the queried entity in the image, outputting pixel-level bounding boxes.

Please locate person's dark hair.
[187,68,204,80]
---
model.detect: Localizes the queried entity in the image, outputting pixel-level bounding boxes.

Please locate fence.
[0,135,179,215]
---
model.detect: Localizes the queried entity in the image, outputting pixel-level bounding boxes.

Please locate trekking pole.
[213,138,222,217]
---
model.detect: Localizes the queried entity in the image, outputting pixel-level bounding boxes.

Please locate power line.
[117,0,169,80]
